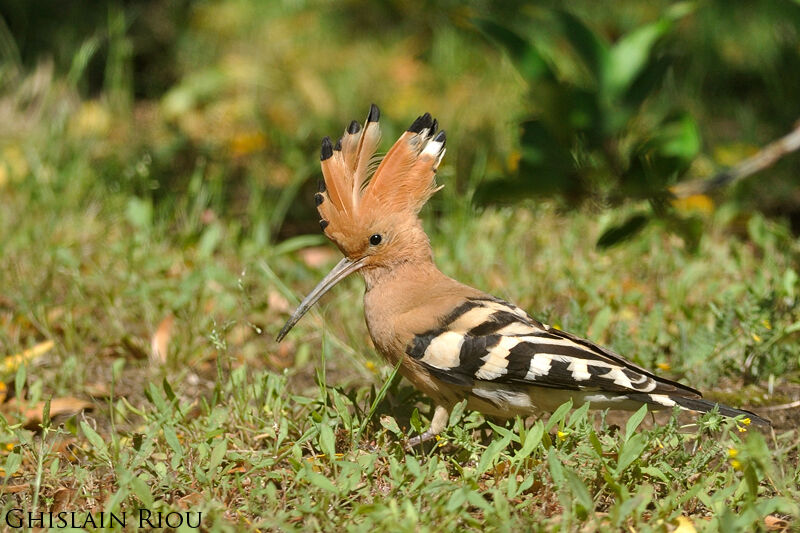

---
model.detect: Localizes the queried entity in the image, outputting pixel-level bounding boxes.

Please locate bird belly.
[466,383,666,419]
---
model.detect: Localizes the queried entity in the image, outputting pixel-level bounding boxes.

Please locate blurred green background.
[2,0,800,244]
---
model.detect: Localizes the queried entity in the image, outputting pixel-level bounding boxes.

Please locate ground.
[1,191,799,530]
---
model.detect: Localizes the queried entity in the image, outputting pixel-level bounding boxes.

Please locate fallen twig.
[671,119,800,198]
[758,399,800,412]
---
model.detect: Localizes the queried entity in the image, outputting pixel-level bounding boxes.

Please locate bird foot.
[405,430,436,450]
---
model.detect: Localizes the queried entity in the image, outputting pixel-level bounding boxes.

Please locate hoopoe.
[277,105,769,445]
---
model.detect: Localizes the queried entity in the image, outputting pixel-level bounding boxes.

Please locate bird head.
[277,104,446,341]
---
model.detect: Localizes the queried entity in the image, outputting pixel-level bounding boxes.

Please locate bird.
[276,104,769,446]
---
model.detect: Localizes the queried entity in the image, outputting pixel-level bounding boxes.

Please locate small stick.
[758,399,800,412]
[671,119,800,198]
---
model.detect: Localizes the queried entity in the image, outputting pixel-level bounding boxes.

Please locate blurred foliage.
[1,0,800,247]
[474,1,800,247]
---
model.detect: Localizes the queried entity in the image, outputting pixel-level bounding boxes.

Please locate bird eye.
[369,234,382,246]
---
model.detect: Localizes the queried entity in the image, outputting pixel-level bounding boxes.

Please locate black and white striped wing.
[406,296,700,398]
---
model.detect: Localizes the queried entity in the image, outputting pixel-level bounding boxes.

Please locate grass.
[1,170,799,530]
[1,2,800,530]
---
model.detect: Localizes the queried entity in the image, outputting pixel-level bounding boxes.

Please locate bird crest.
[315,104,446,254]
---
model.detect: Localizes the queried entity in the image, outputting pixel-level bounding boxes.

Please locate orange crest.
[315,105,446,252]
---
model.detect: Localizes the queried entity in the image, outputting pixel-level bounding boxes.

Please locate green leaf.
[608,20,671,95]
[271,234,327,257]
[782,268,798,299]
[486,419,521,443]
[565,468,594,515]
[14,364,26,406]
[547,451,565,485]
[130,474,154,507]
[125,197,152,231]
[198,222,223,258]
[622,55,671,108]
[355,359,402,442]
[612,485,653,526]
[409,408,422,435]
[41,397,51,430]
[555,10,609,85]
[474,18,553,81]
[4,452,21,477]
[379,415,401,436]
[162,377,176,403]
[596,214,649,248]
[477,433,512,474]
[616,432,648,474]
[81,421,109,460]
[658,114,701,160]
[588,431,605,458]
[641,466,669,483]
[515,421,544,460]
[207,438,228,474]
[306,470,338,494]
[446,489,468,512]
[318,423,336,459]
[587,307,612,343]
[163,425,183,458]
[624,404,648,441]
[545,400,573,432]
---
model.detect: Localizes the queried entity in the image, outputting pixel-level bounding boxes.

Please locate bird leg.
[406,404,449,449]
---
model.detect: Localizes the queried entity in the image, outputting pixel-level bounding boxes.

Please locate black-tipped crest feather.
[320,137,333,161]
[408,113,433,133]
[367,103,380,122]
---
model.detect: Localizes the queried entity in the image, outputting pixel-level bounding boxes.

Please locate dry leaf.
[0,483,29,494]
[177,492,203,509]
[85,383,110,399]
[267,290,290,314]
[150,314,175,365]
[51,487,73,513]
[268,341,295,369]
[46,306,65,323]
[2,340,54,375]
[764,515,790,532]
[4,397,93,428]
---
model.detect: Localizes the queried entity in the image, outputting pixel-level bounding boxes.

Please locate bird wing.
[406,296,701,398]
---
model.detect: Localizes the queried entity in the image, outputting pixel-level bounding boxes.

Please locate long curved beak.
[276,257,366,342]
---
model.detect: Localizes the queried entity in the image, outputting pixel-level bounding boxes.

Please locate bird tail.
[627,393,771,427]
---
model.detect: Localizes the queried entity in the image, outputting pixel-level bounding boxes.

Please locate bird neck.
[360,251,438,291]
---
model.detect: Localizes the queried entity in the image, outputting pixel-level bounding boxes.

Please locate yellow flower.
[737,425,747,433]
[69,100,112,138]
[730,459,742,470]
[670,194,714,216]
[229,131,266,157]
[727,448,738,458]
[656,362,671,371]
[557,431,568,441]
[762,319,772,330]
[741,417,751,426]
[507,150,521,173]
[751,333,762,343]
